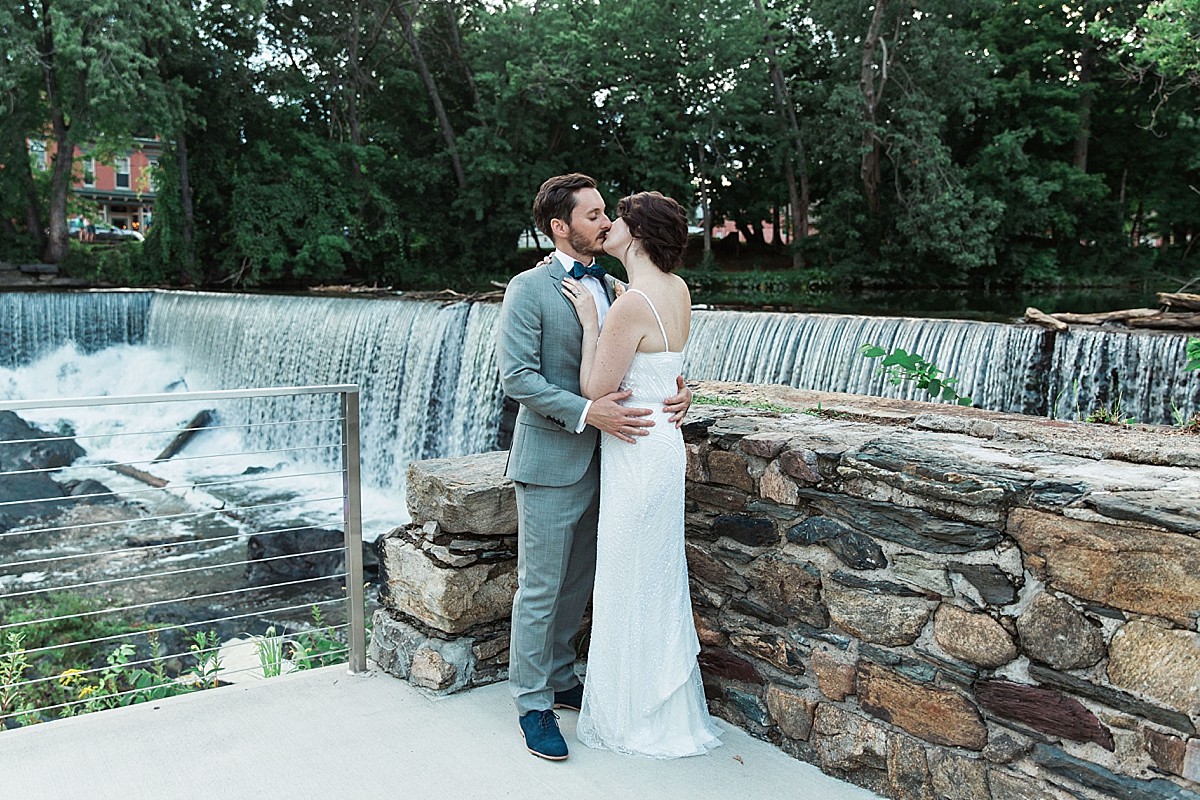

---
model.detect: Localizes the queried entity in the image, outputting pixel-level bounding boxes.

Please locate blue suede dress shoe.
[552,683,584,712]
[519,710,569,761]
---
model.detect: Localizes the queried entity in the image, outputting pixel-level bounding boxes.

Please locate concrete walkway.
[1,667,882,800]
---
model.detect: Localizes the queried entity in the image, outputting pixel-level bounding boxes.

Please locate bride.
[560,191,723,759]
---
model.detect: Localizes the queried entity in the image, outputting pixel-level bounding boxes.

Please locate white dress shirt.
[554,250,611,433]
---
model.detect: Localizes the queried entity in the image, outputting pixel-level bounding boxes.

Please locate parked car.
[92,223,144,243]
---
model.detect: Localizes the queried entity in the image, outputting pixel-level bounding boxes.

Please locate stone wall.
[370,383,1200,800]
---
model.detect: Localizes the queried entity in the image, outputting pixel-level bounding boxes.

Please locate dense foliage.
[1,0,1197,292]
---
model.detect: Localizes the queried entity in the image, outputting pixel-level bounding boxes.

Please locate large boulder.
[0,412,86,531]
[246,527,347,587]
[0,411,85,470]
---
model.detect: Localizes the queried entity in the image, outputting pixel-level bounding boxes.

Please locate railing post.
[340,387,367,673]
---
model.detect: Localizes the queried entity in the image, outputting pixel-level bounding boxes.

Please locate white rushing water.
[3,290,1197,542]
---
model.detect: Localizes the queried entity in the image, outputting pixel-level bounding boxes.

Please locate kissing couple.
[497,173,723,760]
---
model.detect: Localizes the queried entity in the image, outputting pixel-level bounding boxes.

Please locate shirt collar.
[554,250,595,271]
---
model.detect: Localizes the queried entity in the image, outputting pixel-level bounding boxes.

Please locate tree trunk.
[175,132,197,283]
[394,2,467,191]
[10,127,44,251]
[1073,46,1093,173]
[753,0,807,268]
[38,2,74,264]
[859,0,893,214]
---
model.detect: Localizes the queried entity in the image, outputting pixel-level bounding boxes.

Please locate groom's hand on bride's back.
[587,390,654,444]
[664,376,692,428]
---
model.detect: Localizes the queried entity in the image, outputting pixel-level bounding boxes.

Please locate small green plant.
[860,344,973,406]
[0,632,32,720]
[186,631,224,689]
[1085,394,1135,425]
[291,606,345,671]
[1186,338,1200,372]
[253,626,287,679]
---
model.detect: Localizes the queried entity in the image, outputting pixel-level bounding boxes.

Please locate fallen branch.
[1127,313,1200,330]
[1049,308,1162,325]
[106,463,168,488]
[154,410,214,462]
[1157,292,1200,312]
[1024,307,1069,331]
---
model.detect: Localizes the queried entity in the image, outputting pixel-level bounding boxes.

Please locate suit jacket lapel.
[544,259,582,326]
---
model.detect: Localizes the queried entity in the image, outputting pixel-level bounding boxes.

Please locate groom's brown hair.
[533,173,597,239]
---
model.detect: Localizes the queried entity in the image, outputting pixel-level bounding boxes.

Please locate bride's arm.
[562,282,649,400]
[581,299,644,400]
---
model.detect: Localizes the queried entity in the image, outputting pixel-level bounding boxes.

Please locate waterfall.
[1047,328,1200,425]
[145,292,505,491]
[0,290,151,368]
[686,311,1049,414]
[2,291,1195,493]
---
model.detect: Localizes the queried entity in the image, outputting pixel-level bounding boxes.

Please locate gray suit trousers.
[508,450,600,715]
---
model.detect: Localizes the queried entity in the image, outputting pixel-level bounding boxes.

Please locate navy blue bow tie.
[569,261,606,280]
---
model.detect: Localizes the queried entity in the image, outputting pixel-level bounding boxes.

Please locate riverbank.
[0,261,91,288]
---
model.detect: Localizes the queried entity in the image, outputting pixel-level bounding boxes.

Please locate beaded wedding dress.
[576,290,723,759]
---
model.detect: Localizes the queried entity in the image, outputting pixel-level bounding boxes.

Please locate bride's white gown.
[576,289,723,759]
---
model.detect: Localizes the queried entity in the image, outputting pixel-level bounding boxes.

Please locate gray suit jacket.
[497,258,617,487]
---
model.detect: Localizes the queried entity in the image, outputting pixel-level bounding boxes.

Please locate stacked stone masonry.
[370,383,1200,800]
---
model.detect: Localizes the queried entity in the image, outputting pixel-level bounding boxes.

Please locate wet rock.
[60,478,119,504]
[245,527,345,587]
[0,411,85,470]
[1016,592,1104,670]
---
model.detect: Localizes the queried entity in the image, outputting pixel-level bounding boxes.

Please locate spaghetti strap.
[627,288,670,351]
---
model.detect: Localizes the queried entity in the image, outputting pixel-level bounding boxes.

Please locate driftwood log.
[106,463,168,488]
[1128,313,1200,329]
[1024,306,1200,331]
[154,410,214,462]
[1157,292,1200,311]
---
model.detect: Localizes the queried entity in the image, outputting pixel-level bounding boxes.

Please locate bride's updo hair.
[616,191,688,273]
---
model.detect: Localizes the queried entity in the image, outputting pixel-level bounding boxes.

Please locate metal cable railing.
[0,385,367,729]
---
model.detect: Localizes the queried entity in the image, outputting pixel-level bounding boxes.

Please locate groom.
[497,173,691,760]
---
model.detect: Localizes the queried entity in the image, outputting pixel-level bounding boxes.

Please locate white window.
[116,157,130,189]
[146,158,158,192]
[83,158,96,187]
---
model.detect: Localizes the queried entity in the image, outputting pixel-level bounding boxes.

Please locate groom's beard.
[566,225,605,258]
